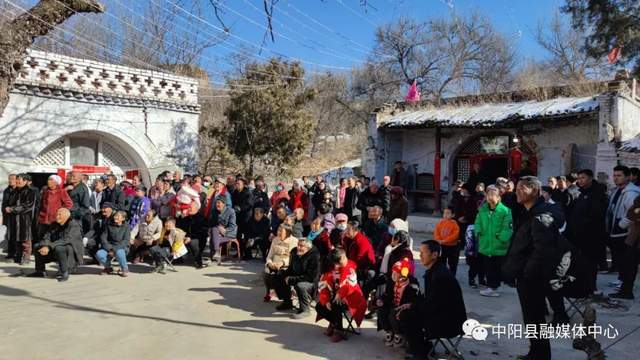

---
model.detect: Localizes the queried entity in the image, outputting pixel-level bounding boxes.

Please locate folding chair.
[160,252,178,272]
[565,297,588,320]
[342,307,361,336]
[428,335,464,360]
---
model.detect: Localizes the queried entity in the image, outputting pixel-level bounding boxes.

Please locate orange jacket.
[434,218,460,246]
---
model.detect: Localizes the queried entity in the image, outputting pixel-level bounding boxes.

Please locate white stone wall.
[0,50,200,189]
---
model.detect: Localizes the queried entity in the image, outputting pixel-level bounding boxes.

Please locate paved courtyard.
[0,244,638,360]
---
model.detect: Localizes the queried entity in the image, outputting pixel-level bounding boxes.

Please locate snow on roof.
[382,96,599,128]
[620,136,640,152]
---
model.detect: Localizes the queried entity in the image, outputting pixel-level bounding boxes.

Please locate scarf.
[380,243,400,274]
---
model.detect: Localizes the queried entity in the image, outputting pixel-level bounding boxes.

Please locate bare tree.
[371,13,516,100]
[533,12,611,82]
[0,0,104,117]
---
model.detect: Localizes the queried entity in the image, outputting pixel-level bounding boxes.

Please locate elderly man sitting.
[129,209,163,263]
[29,208,83,282]
[274,238,321,319]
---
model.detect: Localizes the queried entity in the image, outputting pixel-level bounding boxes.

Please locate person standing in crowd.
[548,176,567,210]
[270,182,290,213]
[66,172,91,234]
[315,248,367,343]
[503,176,566,360]
[263,224,298,303]
[5,174,36,264]
[148,176,164,210]
[343,220,376,300]
[388,186,409,221]
[224,175,235,194]
[172,170,183,192]
[289,179,310,223]
[474,183,486,208]
[37,175,73,241]
[611,196,640,299]
[335,178,348,214]
[96,210,130,277]
[28,177,41,239]
[363,206,389,261]
[453,184,478,241]
[317,202,335,233]
[129,185,150,230]
[275,238,321,319]
[343,177,362,222]
[390,161,406,190]
[252,176,270,214]
[158,180,176,220]
[433,207,461,276]
[231,177,253,258]
[474,185,513,297]
[605,166,640,285]
[29,208,83,281]
[2,174,17,258]
[102,174,125,211]
[208,196,238,265]
[311,181,329,216]
[464,222,486,288]
[357,180,390,224]
[566,169,607,295]
[89,178,105,223]
[403,240,467,359]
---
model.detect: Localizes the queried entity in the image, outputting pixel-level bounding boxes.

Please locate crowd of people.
[2,162,639,360]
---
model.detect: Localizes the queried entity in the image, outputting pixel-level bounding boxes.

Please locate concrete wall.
[377,120,598,189]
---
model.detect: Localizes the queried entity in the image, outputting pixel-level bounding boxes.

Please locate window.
[69,137,98,165]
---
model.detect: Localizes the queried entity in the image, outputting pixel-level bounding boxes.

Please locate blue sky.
[174,0,567,80]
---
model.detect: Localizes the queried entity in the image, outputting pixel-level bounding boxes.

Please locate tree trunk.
[0,0,104,118]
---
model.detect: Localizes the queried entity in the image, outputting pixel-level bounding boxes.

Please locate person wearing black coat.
[101,174,126,212]
[232,178,254,257]
[2,174,16,258]
[565,171,607,295]
[377,273,420,345]
[403,240,467,359]
[311,181,329,211]
[357,182,391,222]
[30,208,83,281]
[343,177,361,222]
[5,174,35,264]
[67,172,92,234]
[83,203,115,259]
[95,211,131,276]
[247,207,271,261]
[502,178,567,360]
[274,239,320,317]
[252,177,270,213]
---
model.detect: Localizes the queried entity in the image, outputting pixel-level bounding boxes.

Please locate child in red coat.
[315,248,367,343]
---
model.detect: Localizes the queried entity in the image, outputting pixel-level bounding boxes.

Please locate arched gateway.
[0,49,200,188]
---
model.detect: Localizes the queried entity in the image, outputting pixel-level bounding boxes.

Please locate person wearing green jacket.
[474,185,513,297]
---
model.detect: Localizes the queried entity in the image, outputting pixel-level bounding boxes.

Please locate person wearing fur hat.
[37,175,73,240]
[376,258,420,348]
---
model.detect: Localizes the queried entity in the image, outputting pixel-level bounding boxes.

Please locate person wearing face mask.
[270,182,290,212]
[330,213,349,249]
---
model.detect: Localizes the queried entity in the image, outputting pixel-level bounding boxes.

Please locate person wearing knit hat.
[376,257,420,348]
[37,174,73,240]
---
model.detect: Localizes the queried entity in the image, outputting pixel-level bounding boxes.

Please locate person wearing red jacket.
[288,180,309,221]
[315,248,367,343]
[37,175,73,238]
[343,220,377,303]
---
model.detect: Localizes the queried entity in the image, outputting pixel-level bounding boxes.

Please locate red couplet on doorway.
[72,165,110,174]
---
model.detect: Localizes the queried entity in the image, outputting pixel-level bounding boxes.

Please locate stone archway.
[31,129,151,185]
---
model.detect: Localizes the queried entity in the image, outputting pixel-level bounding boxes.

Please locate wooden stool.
[222,239,242,260]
